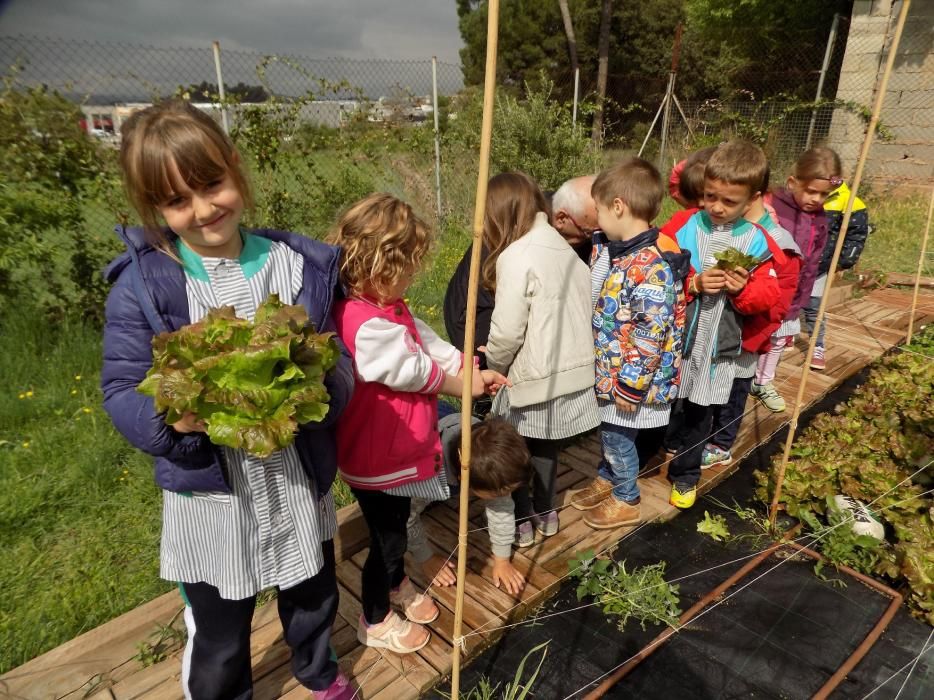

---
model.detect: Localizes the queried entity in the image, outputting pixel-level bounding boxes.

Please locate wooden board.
[5,287,930,700]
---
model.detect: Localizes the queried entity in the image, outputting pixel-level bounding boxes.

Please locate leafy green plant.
[569,550,681,631]
[138,295,340,457]
[799,498,887,585]
[756,325,934,622]
[697,511,731,541]
[714,247,761,271]
[442,641,549,700]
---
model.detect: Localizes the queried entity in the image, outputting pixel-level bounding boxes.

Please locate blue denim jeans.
[803,295,826,346]
[598,423,641,504]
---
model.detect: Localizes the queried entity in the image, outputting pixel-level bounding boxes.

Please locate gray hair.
[551,175,595,217]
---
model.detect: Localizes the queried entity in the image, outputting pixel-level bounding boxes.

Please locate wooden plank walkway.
[4,287,933,700]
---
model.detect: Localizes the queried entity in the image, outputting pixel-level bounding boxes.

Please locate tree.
[591,0,612,144]
[454,0,852,141]
[558,0,579,76]
[456,0,567,89]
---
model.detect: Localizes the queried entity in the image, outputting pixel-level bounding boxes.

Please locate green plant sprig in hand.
[714,247,760,271]
[138,294,340,458]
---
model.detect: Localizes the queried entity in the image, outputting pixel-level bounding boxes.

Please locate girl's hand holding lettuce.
[138,295,340,458]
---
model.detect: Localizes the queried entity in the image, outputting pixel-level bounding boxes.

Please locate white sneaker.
[833,495,885,540]
[751,382,786,412]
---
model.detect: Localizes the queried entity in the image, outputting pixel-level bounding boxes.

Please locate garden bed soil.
[430,375,934,700]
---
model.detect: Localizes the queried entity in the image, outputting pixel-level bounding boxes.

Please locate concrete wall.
[829,0,934,185]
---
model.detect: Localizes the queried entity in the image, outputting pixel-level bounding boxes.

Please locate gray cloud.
[0,0,464,62]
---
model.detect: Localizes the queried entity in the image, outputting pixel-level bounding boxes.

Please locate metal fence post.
[572,67,580,128]
[806,13,840,149]
[432,56,443,221]
[212,40,229,134]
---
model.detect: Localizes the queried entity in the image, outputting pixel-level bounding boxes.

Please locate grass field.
[859,190,932,278]
[0,176,928,674]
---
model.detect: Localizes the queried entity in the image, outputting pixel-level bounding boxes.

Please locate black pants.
[513,436,562,522]
[657,399,716,487]
[179,541,339,700]
[636,425,669,470]
[351,488,411,625]
[709,377,753,451]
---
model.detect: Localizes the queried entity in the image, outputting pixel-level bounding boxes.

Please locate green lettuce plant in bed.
[756,325,934,623]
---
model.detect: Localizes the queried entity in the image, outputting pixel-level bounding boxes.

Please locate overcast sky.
[0,0,464,64]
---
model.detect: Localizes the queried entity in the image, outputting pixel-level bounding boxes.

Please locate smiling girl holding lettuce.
[101,99,357,700]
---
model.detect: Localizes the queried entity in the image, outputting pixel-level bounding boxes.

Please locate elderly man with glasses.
[548,175,600,263]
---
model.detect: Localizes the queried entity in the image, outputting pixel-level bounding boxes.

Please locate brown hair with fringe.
[327,193,432,302]
[119,99,253,256]
[704,140,769,194]
[678,146,718,204]
[591,157,664,222]
[481,172,548,293]
[791,146,842,184]
[469,418,531,496]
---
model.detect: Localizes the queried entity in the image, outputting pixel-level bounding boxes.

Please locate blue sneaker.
[701,444,733,470]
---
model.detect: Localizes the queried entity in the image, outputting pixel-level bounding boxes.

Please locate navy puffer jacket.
[100,225,355,496]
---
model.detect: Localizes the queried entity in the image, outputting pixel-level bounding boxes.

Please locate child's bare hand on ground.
[696,268,728,294]
[172,412,206,433]
[491,556,526,595]
[421,555,456,587]
[723,266,750,295]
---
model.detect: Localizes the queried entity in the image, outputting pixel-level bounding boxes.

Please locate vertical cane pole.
[907,187,934,344]
[451,0,500,696]
[769,0,912,528]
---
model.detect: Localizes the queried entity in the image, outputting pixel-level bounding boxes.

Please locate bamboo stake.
[451,0,500,696]
[906,187,934,343]
[769,0,913,528]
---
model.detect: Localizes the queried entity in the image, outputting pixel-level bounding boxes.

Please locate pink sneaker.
[312,672,356,700]
[390,576,439,624]
[810,345,826,370]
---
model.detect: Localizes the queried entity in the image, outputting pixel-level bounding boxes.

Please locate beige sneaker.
[357,611,430,653]
[584,496,642,529]
[389,576,439,624]
[571,477,614,510]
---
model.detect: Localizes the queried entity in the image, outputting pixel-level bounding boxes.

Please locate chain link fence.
[1,2,932,321]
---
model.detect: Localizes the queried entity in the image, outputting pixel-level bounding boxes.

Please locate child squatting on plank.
[407,405,532,595]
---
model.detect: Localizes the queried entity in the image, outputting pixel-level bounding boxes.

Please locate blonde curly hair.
[327,193,432,302]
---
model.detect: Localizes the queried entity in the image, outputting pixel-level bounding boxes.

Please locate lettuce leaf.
[138,294,340,458]
[714,247,760,271]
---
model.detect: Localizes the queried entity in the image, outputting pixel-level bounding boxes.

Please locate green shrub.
[0,74,124,323]
[444,79,604,199]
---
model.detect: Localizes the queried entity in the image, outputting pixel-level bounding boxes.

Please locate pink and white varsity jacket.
[334,296,462,490]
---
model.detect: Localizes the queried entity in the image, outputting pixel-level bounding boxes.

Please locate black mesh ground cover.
[429,455,933,699]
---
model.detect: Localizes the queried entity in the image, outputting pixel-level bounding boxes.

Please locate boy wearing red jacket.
[651,141,781,508]
[701,166,803,469]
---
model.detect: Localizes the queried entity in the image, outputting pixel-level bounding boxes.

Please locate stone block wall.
[828,0,933,185]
